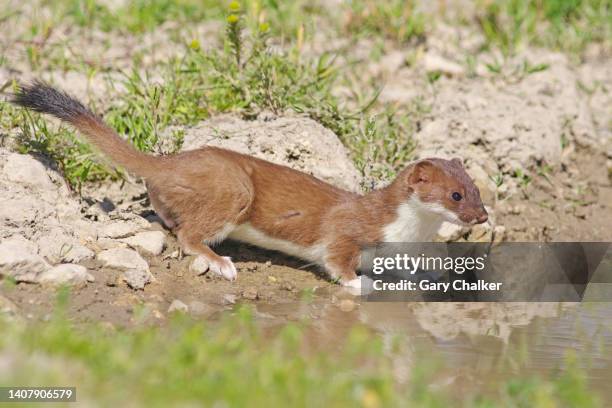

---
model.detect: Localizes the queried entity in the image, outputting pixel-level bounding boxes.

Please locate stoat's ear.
[451,157,463,166]
[407,160,434,185]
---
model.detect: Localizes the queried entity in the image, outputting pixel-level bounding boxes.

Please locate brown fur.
[13,83,488,284]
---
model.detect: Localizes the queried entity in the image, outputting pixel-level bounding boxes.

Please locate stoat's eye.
[452,192,462,201]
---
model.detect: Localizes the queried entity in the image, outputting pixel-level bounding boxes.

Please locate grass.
[14,105,118,188]
[3,0,610,188]
[0,299,603,408]
[6,1,416,188]
[477,0,611,58]
[52,0,224,34]
[343,0,426,44]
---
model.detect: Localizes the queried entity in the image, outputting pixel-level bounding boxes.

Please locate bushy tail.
[12,81,160,177]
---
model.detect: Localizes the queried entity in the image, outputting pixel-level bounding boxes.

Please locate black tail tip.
[11,79,52,107]
[11,80,89,121]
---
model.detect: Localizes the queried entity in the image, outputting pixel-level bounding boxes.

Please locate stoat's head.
[399,158,488,226]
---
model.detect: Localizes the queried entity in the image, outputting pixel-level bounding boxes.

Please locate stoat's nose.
[477,212,488,224]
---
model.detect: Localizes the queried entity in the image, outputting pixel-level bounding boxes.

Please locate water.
[256,297,612,402]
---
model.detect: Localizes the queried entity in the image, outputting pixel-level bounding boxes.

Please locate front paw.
[209,256,237,281]
[190,255,238,281]
[341,276,374,294]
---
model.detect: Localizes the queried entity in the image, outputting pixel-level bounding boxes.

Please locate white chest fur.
[228,223,327,264]
[382,197,448,242]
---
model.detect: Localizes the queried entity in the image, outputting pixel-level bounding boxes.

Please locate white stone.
[0,236,49,282]
[120,231,166,256]
[436,222,468,242]
[99,221,144,239]
[122,268,154,290]
[35,229,95,264]
[38,264,94,286]
[173,115,362,193]
[190,256,210,275]
[2,153,53,188]
[98,248,149,271]
[168,299,189,313]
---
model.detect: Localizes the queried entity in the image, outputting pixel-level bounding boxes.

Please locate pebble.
[222,294,237,305]
[3,153,53,188]
[120,231,166,256]
[99,221,143,239]
[190,256,209,275]
[123,269,154,290]
[38,264,95,287]
[339,299,357,312]
[242,288,258,300]
[98,248,150,272]
[0,235,50,283]
[281,282,295,291]
[168,299,189,313]
[189,301,214,317]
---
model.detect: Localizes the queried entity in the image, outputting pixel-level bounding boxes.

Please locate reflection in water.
[256,294,611,402]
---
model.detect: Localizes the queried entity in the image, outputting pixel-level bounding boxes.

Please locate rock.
[98,248,149,271]
[38,264,94,287]
[468,223,506,243]
[98,247,154,290]
[2,153,53,188]
[122,269,154,290]
[280,282,295,291]
[189,301,214,317]
[0,235,50,283]
[574,206,589,219]
[190,256,210,275]
[168,299,189,313]
[222,294,237,305]
[173,115,362,193]
[35,228,95,264]
[120,231,166,256]
[466,163,496,205]
[242,288,258,300]
[492,225,506,243]
[0,149,140,283]
[469,223,490,241]
[395,50,599,178]
[510,205,525,215]
[436,222,468,242]
[99,221,144,239]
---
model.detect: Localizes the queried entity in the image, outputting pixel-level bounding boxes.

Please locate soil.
[2,230,342,327]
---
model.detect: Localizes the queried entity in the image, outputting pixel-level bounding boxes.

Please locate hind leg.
[174,189,251,281]
[177,227,238,280]
[149,156,254,281]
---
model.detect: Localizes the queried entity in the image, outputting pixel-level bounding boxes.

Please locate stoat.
[12,82,488,288]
